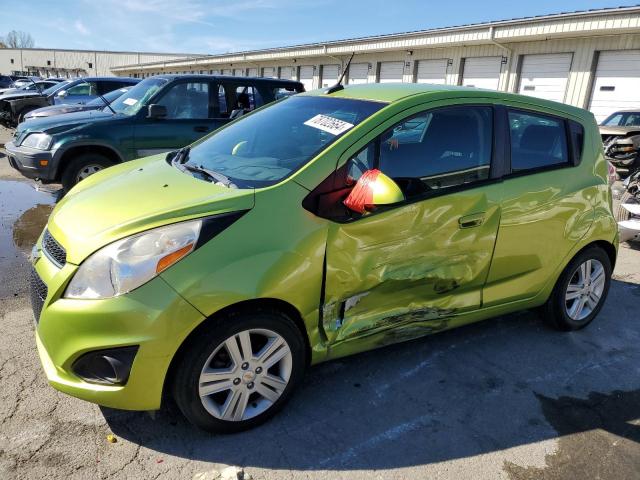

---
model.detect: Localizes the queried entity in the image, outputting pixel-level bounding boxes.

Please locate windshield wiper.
[183,163,236,188]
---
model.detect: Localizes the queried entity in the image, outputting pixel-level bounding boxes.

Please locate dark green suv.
[6,75,304,190]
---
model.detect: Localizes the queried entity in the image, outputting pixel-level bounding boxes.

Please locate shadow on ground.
[103,278,640,475]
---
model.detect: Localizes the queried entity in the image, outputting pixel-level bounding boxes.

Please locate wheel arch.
[162,297,311,403]
[54,143,124,181]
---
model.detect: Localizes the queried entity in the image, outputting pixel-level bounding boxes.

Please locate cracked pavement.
[1,125,640,479]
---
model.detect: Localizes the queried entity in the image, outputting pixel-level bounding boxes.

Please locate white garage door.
[210,69,220,75]
[518,53,572,103]
[321,64,340,87]
[348,63,369,84]
[416,59,448,84]
[379,61,404,83]
[279,66,294,80]
[299,66,314,90]
[462,57,502,90]
[262,67,277,78]
[222,69,232,76]
[247,68,258,77]
[589,50,640,122]
[233,68,244,77]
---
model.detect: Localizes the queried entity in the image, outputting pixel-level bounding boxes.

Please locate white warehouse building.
[0,48,197,78]
[111,5,640,122]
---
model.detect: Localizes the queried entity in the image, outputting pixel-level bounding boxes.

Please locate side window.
[379,106,493,193]
[234,86,256,110]
[66,82,97,96]
[218,84,228,116]
[508,110,569,173]
[156,81,209,119]
[345,106,493,200]
[274,86,298,99]
[98,81,127,95]
[603,113,622,126]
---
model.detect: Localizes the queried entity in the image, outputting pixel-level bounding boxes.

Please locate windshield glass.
[110,77,168,116]
[87,87,130,106]
[43,81,69,95]
[602,111,640,127]
[182,95,386,188]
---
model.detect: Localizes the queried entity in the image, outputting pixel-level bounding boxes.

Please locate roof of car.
[304,83,590,117]
[607,109,640,114]
[152,74,303,86]
[65,76,140,82]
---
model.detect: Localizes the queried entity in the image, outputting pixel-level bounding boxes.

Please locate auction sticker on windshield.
[123,98,137,106]
[304,114,354,135]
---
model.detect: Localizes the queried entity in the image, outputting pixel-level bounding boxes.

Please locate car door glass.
[508,110,569,172]
[378,106,493,196]
[624,113,640,126]
[156,82,209,119]
[66,82,97,96]
[218,84,228,117]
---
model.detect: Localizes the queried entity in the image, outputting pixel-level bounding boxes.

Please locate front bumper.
[5,140,56,181]
[32,243,205,411]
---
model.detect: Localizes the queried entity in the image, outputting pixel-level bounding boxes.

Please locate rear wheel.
[543,246,612,331]
[172,308,306,433]
[61,153,114,192]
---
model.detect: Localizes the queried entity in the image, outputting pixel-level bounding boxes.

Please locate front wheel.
[543,246,612,331]
[172,309,306,433]
[61,153,114,192]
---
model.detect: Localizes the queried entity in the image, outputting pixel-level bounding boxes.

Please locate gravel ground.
[1,124,640,480]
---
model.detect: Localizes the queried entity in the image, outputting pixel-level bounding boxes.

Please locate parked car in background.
[29,84,616,432]
[0,79,62,95]
[0,75,16,89]
[9,76,42,89]
[6,75,304,190]
[24,86,133,121]
[0,77,139,127]
[600,109,640,177]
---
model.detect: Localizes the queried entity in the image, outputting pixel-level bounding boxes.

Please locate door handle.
[459,212,486,229]
[194,126,209,132]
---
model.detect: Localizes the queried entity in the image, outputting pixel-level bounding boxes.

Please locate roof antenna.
[325,52,355,94]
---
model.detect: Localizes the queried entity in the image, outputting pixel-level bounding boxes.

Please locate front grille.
[42,229,66,267]
[30,267,47,323]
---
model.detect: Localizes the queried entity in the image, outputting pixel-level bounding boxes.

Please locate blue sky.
[0,0,635,54]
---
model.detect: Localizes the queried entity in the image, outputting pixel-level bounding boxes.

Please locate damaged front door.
[322,105,502,348]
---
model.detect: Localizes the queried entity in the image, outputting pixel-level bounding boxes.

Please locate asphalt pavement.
[1,125,639,480]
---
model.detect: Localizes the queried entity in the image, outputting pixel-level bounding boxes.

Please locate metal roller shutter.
[247,68,258,77]
[462,57,502,90]
[379,61,404,83]
[348,63,369,84]
[416,59,448,84]
[279,66,294,80]
[262,67,277,78]
[518,53,572,103]
[222,69,232,76]
[233,68,244,76]
[299,66,314,90]
[589,50,640,122]
[321,64,340,87]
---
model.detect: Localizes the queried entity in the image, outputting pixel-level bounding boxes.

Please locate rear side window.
[508,110,569,173]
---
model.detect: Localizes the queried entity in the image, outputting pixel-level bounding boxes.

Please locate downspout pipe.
[489,26,513,91]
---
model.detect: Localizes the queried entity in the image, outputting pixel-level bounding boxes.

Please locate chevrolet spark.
[31,84,617,432]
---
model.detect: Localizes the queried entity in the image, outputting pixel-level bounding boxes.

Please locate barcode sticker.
[304,114,354,136]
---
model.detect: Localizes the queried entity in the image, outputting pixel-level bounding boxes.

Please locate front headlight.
[21,133,52,150]
[65,219,202,299]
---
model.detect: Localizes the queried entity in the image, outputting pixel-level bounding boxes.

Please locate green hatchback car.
[31,83,617,432]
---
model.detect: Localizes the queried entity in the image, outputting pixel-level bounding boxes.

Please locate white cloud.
[74,20,90,36]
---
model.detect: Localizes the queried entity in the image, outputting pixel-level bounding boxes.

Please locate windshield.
[182,95,386,188]
[110,77,168,116]
[43,81,69,96]
[87,87,130,106]
[602,111,640,127]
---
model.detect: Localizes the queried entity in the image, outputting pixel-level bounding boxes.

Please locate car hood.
[47,155,255,264]
[0,91,42,102]
[29,103,97,117]
[17,109,117,135]
[599,125,640,136]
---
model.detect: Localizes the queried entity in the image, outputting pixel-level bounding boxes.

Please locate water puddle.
[0,180,56,299]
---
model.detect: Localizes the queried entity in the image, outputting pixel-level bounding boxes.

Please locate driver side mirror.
[343,169,405,214]
[57,90,67,98]
[147,104,167,119]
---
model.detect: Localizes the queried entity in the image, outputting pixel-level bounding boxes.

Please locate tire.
[543,246,612,331]
[616,188,638,222]
[17,106,37,124]
[61,153,114,192]
[172,308,306,433]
